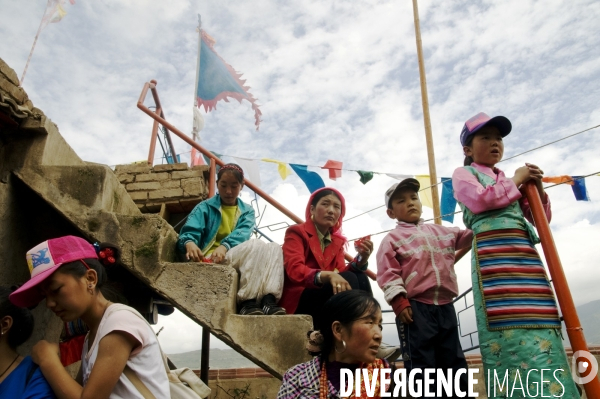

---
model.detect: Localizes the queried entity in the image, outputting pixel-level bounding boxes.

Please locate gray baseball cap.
[384,178,420,208]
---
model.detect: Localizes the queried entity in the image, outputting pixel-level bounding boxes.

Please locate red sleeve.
[390,295,411,317]
[283,225,319,288]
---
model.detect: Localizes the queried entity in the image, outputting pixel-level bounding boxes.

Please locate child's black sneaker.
[261,294,286,316]
[239,300,263,315]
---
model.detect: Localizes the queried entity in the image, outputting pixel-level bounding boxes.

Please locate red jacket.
[280,221,349,314]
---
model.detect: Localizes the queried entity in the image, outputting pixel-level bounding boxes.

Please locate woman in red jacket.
[280,187,373,328]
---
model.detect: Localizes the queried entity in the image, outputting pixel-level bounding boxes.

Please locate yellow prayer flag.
[415,175,434,209]
[262,158,291,180]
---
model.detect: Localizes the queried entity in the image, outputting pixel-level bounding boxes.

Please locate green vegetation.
[135,234,158,257]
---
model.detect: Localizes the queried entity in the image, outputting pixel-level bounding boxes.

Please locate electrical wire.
[346,171,600,242]
[344,125,599,222]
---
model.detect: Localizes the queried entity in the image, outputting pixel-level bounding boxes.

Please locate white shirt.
[82,304,170,398]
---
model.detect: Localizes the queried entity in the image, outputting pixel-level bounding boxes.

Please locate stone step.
[14,164,311,378]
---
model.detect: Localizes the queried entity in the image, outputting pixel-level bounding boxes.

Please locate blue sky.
[1,0,600,354]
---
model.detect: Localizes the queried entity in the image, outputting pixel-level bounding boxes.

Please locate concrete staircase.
[0,58,311,379]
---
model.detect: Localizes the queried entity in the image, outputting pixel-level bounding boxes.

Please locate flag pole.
[21,0,49,86]
[193,16,211,383]
[411,0,442,224]
[192,14,202,143]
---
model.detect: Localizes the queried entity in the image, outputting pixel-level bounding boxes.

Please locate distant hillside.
[168,300,600,370]
[565,299,600,345]
[167,348,256,370]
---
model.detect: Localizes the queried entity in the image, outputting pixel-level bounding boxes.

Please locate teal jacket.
[177,194,256,255]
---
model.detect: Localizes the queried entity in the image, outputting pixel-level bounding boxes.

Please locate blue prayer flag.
[290,164,325,193]
[571,177,590,201]
[440,178,457,223]
[196,31,262,129]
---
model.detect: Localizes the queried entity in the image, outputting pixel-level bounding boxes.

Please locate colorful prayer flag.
[321,160,343,180]
[571,177,590,201]
[357,171,373,185]
[190,148,206,166]
[440,178,457,223]
[262,159,291,180]
[542,175,575,186]
[196,30,262,130]
[232,157,261,187]
[290,164,325,193]
[202,151,222,166]
[42,0,75,29]
[386,173,413,180]
[415,175,434,209]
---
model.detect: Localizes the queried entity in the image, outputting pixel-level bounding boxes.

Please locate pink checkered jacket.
[376,219,472,313]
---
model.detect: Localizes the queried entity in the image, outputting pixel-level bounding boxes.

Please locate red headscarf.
[305,187,347,243]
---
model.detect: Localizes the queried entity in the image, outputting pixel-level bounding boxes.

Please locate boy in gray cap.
[376,178,473,397]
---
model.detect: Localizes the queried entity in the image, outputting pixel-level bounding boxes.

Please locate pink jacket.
[376,220,472,315]
[452,162,551,222]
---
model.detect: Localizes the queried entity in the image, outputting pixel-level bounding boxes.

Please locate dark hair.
[58,258,108,290]
[0,286,34,348]
[316,290,380,358]
[217,163,244,183]
[463,136,474,166]
[310,189,341,209]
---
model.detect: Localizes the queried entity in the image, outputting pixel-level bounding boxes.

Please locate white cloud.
[2,0,600,356]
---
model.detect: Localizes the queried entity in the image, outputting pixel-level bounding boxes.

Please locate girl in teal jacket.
[177,164,285,315]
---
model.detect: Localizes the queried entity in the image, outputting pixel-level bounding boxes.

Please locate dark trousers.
[294,270,372,329]
[396,300,471,399]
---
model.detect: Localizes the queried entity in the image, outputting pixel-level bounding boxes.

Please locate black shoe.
[261,294,286,315]
[239,300,262,315]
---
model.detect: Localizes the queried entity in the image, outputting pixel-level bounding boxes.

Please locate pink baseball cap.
[460,112,512,146]
[9,236,98,308]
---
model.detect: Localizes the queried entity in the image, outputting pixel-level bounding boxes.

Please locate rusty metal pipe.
[138,81,378,279]
[208,158,216,198]
[147,107,161,165]
[523,181,600,398]
[146,82,177,163]
[138,97,303,224]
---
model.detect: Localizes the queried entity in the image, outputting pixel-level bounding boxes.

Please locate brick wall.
[114,162,209,214]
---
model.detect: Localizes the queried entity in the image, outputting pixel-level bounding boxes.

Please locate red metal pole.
[147,107,161,165]
[138,81,378,278]
[523,181,600,398]
[137,91,303,225]
[208,158,216,198]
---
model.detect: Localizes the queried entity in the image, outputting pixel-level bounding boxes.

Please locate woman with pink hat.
[9,236,169,398]
[280,188,374,328]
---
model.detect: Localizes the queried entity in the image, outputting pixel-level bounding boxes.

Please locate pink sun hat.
[9,236,98,308]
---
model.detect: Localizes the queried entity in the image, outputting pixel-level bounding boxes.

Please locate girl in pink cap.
[9,236,169,399]
[452,112,579,398]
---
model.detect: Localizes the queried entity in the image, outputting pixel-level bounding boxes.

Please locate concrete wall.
[0,58,82,353]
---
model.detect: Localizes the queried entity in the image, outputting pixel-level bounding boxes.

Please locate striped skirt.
[475,229,561,331]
